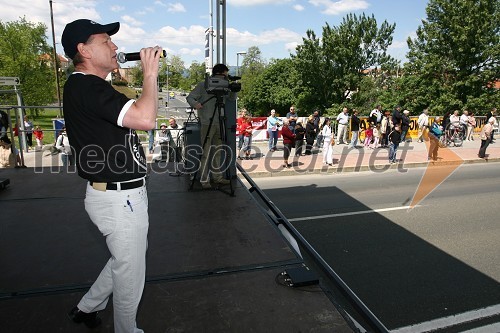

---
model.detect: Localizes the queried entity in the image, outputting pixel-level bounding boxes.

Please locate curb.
[239,157,500,178]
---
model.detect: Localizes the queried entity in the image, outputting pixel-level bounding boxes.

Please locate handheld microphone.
[117,50,166,63]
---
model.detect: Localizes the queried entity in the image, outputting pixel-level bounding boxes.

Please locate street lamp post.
[235,52,246,114]
[166,64,169,98]
[166,63,170,114]
[49,0,62,116]
[236,51,246,76]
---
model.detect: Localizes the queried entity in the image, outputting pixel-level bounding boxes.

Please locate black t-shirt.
[313,116,320,131]
[389,130,402,144]
[63,73,147,182]
[351,115,360,131]
[306,122,316,141]
[392,110,402,126]
[295,126,306,140]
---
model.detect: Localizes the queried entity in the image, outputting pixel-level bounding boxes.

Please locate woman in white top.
[321,118,334,166]
[267,109,282,151]
[371,124,381,149]
[55,127,74,167]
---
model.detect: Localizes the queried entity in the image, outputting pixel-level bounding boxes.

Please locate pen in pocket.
[126,199,133,212]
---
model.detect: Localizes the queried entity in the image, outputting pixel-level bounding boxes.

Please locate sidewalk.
[237,137,500,178]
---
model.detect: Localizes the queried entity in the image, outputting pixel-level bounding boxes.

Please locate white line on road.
[461,322,500,333]
[288,206,417,222]
[391,304,500,333]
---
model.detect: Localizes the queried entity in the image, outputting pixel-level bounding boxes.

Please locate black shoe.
[68,307,101,329]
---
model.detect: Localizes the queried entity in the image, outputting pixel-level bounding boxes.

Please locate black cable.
[275,270,323,293]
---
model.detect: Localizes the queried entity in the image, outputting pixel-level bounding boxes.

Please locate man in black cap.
[61,18,162,332]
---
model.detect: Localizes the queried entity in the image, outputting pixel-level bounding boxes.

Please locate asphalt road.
[157,92,191,121]
[251,162,500,332]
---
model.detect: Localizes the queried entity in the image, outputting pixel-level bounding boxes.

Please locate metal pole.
[166,64,169,117]
[207,0,213,72]
[221,0,226,65]
[236,53,239,113]
[14,86,26,164]
[237,52,246,76]
[236,52,245,113]
[49,0,62,115]
[215,0,220,64]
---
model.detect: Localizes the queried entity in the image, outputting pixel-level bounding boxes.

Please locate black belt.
[89,178,145,191]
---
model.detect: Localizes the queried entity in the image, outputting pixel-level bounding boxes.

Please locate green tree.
[0,18,56,114]
[129,62,144,87]
[243,58,299,116]
[238,46,267,113]
[293,13,397,113]
[183,61,206,91]
[160,55,185,90]
[405,0,500,114]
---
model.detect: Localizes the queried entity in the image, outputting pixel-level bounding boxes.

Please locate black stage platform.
[0,167,352,332]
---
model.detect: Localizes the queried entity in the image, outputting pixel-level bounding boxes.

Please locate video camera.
[204,74,241,95]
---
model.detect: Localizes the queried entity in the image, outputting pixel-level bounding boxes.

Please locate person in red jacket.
[33,125,44,150]
[281,118,295,168]
[237,113,253,160]
[236,108,248,151]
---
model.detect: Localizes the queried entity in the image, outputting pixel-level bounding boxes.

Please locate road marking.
[391,304,500,333]
[288,206,416,222]
[461,322,500,333]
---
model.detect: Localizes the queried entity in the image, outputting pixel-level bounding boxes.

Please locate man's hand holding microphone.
[122,46,164,130]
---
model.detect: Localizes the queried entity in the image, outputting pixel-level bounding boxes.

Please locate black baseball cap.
[62,19,120,59]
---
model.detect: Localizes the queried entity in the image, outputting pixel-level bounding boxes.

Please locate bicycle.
[438,122,466,147]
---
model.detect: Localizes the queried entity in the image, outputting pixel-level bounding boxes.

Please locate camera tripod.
[189,92,235,196]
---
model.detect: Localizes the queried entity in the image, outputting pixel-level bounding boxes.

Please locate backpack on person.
[430,123,442,137]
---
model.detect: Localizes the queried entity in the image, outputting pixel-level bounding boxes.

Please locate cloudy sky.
[0,0,428,67]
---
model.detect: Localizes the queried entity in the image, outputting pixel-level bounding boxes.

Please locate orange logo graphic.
[410,132,464,208]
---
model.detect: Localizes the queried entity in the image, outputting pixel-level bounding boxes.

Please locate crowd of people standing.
[237,105,498,166]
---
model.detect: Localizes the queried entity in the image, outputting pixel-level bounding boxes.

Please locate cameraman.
[186,64,236,189]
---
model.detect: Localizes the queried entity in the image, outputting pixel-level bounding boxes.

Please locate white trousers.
[79,183,149,333]
[337,123,347,143]
[322,138,333,164]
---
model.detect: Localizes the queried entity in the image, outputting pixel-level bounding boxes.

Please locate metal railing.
[237,163,390,333]
[0,105,63,166]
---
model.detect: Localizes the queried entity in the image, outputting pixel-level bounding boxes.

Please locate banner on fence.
[237,116,492,141]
